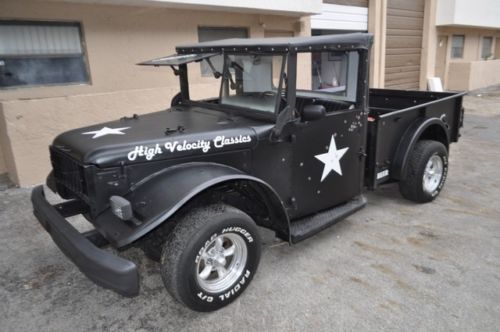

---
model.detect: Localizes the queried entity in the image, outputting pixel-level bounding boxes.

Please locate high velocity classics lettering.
[127,135,252,161]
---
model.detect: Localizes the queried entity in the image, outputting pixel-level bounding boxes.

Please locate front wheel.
[399,140,448,203]
[160,204,261,312]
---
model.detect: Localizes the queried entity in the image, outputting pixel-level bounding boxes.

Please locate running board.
[290,195,367,244]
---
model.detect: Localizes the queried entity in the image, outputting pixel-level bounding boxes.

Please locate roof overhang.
[436,0,500,29]
[46,0,322,16]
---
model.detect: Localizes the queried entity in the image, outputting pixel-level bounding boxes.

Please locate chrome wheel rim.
[196,233,247,293]
[423,154,444,194]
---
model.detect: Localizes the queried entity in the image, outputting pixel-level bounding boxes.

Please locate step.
[290,195,367,244]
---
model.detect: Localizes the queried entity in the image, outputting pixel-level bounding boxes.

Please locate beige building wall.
[447,58,500,90]
[0,0,309,186]
[368,0,387,88]
[437,27,500,61]
[0,149,5,174]
[435,27,500,90]
[419,0,437,90]
[0,145,5,174]
[0,106,7,174]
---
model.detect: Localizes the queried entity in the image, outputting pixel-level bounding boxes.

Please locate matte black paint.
[52,106,263,167]
[91,162,289,247]
[31,186,139,297]
[366,89,465,187]
[32,34,465,297]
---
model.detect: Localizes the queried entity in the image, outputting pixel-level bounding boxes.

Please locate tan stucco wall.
[0,145,6,175]
[447,62,471,90]
[448,59,500,90]
[368,0,387,88]
[0,0,309,186]
[0,105,8,175]
[468,59,500,89]
[420,0,437,89]
[437,27,500,62]
[434,26,500,89]
[1,87,176,185]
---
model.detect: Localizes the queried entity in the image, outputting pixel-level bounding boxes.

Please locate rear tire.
[399,140,448,203]
[160,204,261,312]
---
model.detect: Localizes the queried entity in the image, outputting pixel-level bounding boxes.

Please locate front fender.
[391,117,449,180]
[94,162,289,247]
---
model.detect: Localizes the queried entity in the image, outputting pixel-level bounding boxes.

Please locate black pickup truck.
[31,33,464,311]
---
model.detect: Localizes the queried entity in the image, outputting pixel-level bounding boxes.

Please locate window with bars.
[451,35,465,59]
[0,21,89,88]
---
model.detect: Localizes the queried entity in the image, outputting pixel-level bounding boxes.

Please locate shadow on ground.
[1,90,500,331]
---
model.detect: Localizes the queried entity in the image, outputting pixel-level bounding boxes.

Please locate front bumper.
[31,185,139,297]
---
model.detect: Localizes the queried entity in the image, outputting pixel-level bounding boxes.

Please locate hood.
[52,105,273,167]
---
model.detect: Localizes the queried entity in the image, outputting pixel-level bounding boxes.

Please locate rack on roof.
[176,33,373,54]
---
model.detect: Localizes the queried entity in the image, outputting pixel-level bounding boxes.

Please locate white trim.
[49,0,322,16]
[311,4,368,31]
[436,0,500,29]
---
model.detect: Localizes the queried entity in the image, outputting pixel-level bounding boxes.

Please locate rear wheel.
[160,204,261,312]
[399,140,448,203]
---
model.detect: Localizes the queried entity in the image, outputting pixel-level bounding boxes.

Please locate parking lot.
[1,88,500,331]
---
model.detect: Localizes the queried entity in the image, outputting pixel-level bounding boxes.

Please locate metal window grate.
[0,24,82,56]
[0,21,89,88]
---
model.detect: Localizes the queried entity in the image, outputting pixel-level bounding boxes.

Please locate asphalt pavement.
[1,88,499,331]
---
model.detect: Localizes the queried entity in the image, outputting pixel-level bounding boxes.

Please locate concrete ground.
[1,88,500,331]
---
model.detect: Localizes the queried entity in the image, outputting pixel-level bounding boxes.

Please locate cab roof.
[176,33,373,54]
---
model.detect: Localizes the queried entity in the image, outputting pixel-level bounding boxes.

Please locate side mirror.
[302,104,326,122]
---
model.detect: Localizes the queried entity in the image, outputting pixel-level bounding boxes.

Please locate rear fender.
[391,117,449,180]
[109,162,290,246]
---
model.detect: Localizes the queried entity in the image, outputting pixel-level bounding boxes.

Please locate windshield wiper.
[230,61,244,73]
[204,58,222,78]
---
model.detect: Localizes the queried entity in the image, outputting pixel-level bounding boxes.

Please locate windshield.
[220,54,285,114]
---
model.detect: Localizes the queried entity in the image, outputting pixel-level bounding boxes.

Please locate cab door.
[288,50,364,219]
[290,108,364,219]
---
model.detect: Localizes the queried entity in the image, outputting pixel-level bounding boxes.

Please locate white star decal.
[82,126,130,139]
[315,135,349,181]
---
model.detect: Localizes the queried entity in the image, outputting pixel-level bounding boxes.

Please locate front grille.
[50,147,88,200]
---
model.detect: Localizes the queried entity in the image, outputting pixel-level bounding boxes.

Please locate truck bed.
[365,88,465,189]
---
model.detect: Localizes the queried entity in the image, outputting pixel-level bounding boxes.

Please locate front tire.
[160,204,261,312]
[399,140,448,203]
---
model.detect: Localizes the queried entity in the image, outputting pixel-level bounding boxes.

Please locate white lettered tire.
[399,140,448,203]
[160,204,261,311]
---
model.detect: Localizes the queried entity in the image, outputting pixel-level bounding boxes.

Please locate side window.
[0,21,89,88]
[297,50,359,103]
[197,27,248,77]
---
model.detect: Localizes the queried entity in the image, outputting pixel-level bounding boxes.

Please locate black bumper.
[31,185,139,297]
